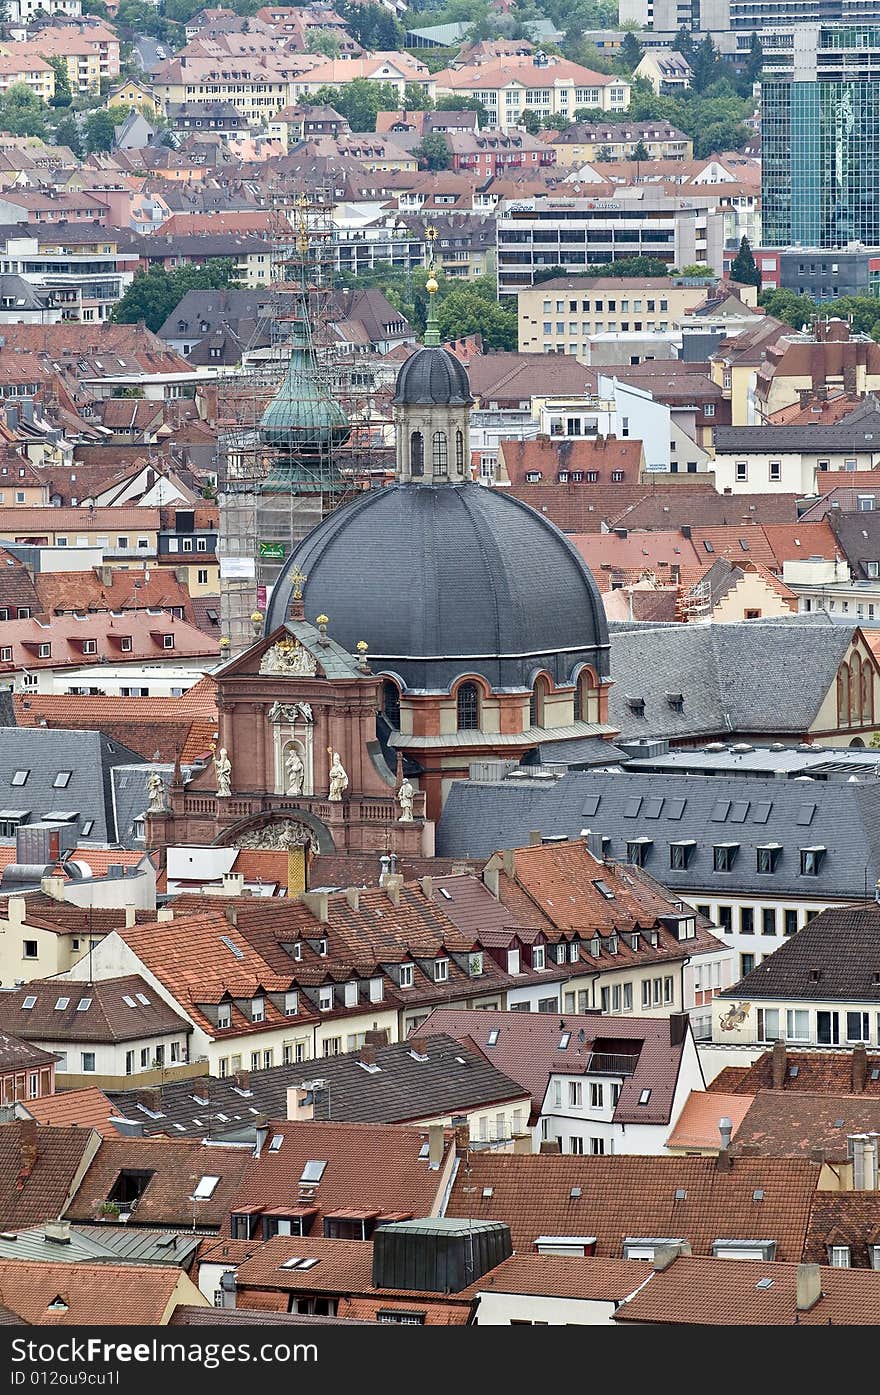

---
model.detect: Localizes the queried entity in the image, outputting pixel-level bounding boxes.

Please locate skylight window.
[638,1089,652,1105]
[559,1032,571,1049]
[135,993,150,1005]
[11,771,28,786]
[76,998,92,1011]
[486,1029,499,1046]
[54,997,69,1010]
[269,1135,283,1151]
[193,1175,220,1199]
[122,995,136,1007]
[22,995,36,1010]
[53,772,71,788]
[300,1160,327,1184]
[219,934,244,959]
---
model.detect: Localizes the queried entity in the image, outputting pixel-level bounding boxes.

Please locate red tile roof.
[613,1254,880,1324]
[463,1252,649,1301]
[665,1090,753,1151]
[731,1089,880,1162]
[0,610,218,674]
[0,1260,202,1325]
[0,1122,100,1229]
[67,1137,251,1228]
[445,1153,819,1258]
[23,1087,121,1138]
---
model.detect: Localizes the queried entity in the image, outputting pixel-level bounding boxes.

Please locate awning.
[0,809,28,819]
[261,1204,317,1217]
[324,1208,380,1221]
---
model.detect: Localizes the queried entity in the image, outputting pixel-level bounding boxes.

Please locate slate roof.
[227,1120,454,1234]
[106,1035,527,1137]
[444,1153,819,1259]
[67,1137,251,1229]
[0,727,146,846]
[438,768,880,903]
[0,976,190,1046]
[0,1122,99,1229]
[415,1008,694,1124]
[715,399,880,452]
[613,1254,880,1324]
[606,616,854,741]
[718,905,880,1003]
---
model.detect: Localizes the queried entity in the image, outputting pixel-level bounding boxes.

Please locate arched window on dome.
[410,431,424,477]
[530,675,550,728]
[455,429,465,475]
[456,681,480,731]
[382,680,401,730]
[432,431,448,479]
[574,669,599,723]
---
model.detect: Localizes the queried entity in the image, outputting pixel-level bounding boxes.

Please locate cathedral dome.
[259,339,350,453]
[264,482,610,691]
[392,345,473,408]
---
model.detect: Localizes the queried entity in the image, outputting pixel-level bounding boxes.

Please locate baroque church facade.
[147,282,618,862]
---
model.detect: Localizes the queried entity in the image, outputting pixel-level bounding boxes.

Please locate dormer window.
[344,981,358,1007]
[399,964,414,988]
[507,948,521,975]
[556,943,567,965]
[251,996,264,1023]
[319,986,333,1011]
[468,952,483,977]
[800,847,825,876]
[217,1005,231,1029]
[284,991,298,1016]
[434,958,449,983]
[532,944,545,970]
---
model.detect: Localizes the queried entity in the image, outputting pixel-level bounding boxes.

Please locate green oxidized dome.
[259,328,350,454]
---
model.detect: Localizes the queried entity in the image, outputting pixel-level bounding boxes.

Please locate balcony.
[587,1052,640,1075]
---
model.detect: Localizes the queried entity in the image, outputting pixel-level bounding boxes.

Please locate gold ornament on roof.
[292,567,307,600]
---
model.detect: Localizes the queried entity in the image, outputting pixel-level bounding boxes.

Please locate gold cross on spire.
[292,567,307,600]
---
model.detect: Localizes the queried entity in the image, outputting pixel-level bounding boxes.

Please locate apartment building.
[547,120,692,166]
[517,275,719,352]
[0,53,54,102]
[432,54,630,129]
[0,232,135,325]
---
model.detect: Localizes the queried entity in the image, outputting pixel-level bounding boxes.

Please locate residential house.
[516,275,718,355]
[467,1254,650,1325]
[711,904,880,1055]
[0,1120,101,1229]
[753,320,880,423]
[66,1135,251,1229]
[0,1260,207,1323]
[633,50,693,95]
[547,121,692,166]
[0,1030,56,1105]
[432,56,630,129]
[0,975,194,1089]
[713,401,880,495]
[0,611,219,691]
[0,54,54,102]
[416,1007,706,1156]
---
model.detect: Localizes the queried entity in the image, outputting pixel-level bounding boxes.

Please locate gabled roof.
[0,1031,56,1074]
[0,975,190,1045]
[227,1120,454,1233]
[720,904,880,1003]
[22,1087,123,1137]
[732,1088,880,1162]
[463,1253,649,1301]
[444,1153,819,1258]
[666,1090,752,1151]
[0,1259,201,1325]
[0,1122,100,1229]
[67,1137,250,1228]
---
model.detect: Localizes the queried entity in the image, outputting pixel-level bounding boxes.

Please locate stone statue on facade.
[214,747,232,798]
[285,745,305,797]
[146,770,166,813]
[259,638,317,676]
[397,778,415,822]
[235,819,318,852]
[327,749,349,801]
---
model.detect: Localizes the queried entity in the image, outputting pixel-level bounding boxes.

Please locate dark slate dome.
[265,482,610,691]
[392,346,473,407]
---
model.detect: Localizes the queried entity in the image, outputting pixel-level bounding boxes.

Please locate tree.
[306,29,341,58]
[309,79,400,132]
[619,30,642,73]
[84,108,117,153]
[52,112,83,158]
[519,106,541,135]
[632,139,650,161]
[673,25,695,61]
[0,83,48,139]
[436,282,518,350]
[338,0,402,49]
[413,131,452,170]
[48,56,72,108]
[111,259,240,333]
[730,235,761,288]
[757,288,816,328]
[691,35,721,93]
[436,94,488,125]
[742,32,763,89]
[678,263,710,276]
[403,81,434,111]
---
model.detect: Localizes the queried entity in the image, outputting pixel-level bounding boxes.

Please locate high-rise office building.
[762,25,880,256]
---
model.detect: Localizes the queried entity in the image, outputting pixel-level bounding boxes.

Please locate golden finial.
[292,567,307,601]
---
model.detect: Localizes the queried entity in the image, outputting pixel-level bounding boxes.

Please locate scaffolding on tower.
[216,177,391,655]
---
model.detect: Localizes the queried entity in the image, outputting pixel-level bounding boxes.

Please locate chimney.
[253,1115,269,1158]
[124,906,136,928]
[344,886,360,911]
[7,897,25,925]
[653,1240,691,1270]
[43,1219,71,1245]
[286,1086,314,1122]
[453,1119,470,1156]
[409,1037,428,1059]
[528,830,542,846]
[771,1038,786,1089]
[365,1028,387,1047]
[219,1269,236,1309]
[796,1263,822,1312]
[136,1088,162,1113]
[852,1043,868,1095]
[358,1044,376,1068]
[222,872,244,896]
[539,1138,561,1153]
[427,1122,444,1170]
[420,876,433,901]
[157,908,174,922]
[300,890,329,923]
[224,905,237,927]
[17,1119,38,1184]
[483,860,499,897]
[233,1070,250,1092]
[718,1116,733,1151]
[715,1147,732,1173]
[384,874,403,907]
[668,1012,688,1047]
[40,875,65,902]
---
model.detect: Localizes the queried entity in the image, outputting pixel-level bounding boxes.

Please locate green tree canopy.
[307,79,401,131]
[730,235,761,288]
[0,84,48,139]
[110,259,240,333]
[48,56,72,108]
[435,94,488,124]
[84,108,117,153]
[51,111,83,158]
[436,278,517,350]
[619,30,642,73]
[306,29,341,58]
[413,131,452,169]
[338,0,402,49]
[632,139,650,160]
[519,106,541,134]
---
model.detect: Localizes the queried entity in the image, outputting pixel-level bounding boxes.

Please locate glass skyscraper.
[762,25,880,250]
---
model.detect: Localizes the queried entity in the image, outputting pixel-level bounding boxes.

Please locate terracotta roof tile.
[0,1122,99,1229]
[67,1137,251,1228]
[0,975,190,1045]
[732,1089,880,1162]
[804,1193,880,1267]
[613,1254,880,1324]
[463,1253,649,1301]
[666,1090,753,1151]
[445,1153,819,1258]
[0,1260,199,1325]
[23,1087,121,1138]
